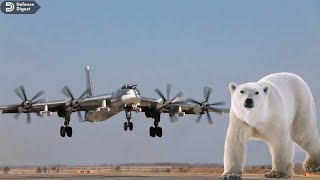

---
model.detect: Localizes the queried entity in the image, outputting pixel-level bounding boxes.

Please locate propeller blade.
[196,114,203,123]
[209,101,225,106]
[206,110,213,124]
[26,113,31,124]
[187,98,202,105]
[171,91,184,103]
[62,86,75,99]
[77,111,84,122]
[203,86,207,101]
[19,85,28,100]
[79,88,88,99]
[32,97,46,104]
[205,86,212,102]
[13,113,21,120]
[14,87,25,101]
[166,83,171,101]
[154,88,166,101]
[208,107,225,115]
[30,90,45,103]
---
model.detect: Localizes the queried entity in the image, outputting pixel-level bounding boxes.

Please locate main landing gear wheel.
[129,122,133,131]
[124,122,128,131]
[66,126,72,137]
[149,126,162,138]
[60,126,72,137]
[60,126,66,137]
[150,127,155,137]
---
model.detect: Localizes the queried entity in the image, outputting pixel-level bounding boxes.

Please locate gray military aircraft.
[0,66,229,138]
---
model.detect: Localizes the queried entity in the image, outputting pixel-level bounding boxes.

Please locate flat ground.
[0,166,319,179]
[0,173,319,180]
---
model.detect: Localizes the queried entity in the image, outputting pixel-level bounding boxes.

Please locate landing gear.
[60,111,73,137]
[60,126,72,137]
[149,126,162,137]
[124,106,133,131]
[124,121,133,131]
[149,113,162,138]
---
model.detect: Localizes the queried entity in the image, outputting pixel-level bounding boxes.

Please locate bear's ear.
[229,82,238,93]
[262,85,270,94]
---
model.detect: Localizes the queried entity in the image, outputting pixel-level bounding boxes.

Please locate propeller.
[188,86,226,124]
[13,85,45,124]
[154,84,184,122]
[61,86,88,122]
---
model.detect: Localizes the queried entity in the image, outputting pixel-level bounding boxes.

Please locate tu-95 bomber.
[0,66,229,138]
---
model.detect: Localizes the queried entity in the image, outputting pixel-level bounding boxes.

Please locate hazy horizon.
[0,0,319,166]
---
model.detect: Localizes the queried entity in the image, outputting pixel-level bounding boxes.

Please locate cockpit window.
[121,84,137,90]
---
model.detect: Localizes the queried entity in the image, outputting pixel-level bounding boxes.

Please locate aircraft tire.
[124,122,128,131]
[66,126,72,137]
[156,127,162,137]
[129,122,133,131]
[60,126,66,137]
[149,127,155,137]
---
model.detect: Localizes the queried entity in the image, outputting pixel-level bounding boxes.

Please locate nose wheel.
[124,121,133,131]
[124,106,133,131]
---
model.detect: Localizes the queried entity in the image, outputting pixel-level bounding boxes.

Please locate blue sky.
[0,0,319,166]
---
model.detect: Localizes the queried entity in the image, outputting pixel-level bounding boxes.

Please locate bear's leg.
[293,130,320,172]
[291,112,320,172]
[221,115,252,180]
[265,135,294,178]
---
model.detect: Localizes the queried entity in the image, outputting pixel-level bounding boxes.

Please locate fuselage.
[84,84,141,122]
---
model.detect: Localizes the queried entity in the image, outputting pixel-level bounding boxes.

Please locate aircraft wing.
[77,93,113,109]
[0,104,23,113]
[0,100,68,114]
[138,96,230,115]
[138,96,159,109]
[0,93,114,114]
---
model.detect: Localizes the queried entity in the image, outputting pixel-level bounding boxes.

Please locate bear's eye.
[255,92,259,95]
[240,90,244,94]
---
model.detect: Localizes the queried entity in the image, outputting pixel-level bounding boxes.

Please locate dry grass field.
[0,164,319,179]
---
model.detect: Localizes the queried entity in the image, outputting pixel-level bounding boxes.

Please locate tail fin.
[85,66,94,97]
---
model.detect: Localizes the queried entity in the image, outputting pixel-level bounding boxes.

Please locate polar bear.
[221,73,320,179]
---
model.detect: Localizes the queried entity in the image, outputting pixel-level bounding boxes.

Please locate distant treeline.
[100,162,223,167]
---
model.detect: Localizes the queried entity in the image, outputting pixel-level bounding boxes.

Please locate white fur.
[222,73,320,179]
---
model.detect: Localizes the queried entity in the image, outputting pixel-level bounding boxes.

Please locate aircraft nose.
[244,98,254,108]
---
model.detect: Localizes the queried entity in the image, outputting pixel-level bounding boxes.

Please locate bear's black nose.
[244,98,254,108]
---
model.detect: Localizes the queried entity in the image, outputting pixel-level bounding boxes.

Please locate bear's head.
[229,82,270,123]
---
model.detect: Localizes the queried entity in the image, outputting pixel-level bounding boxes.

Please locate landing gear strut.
[124,106,133,131]
[149,113,162,138]
[60,112,73,137]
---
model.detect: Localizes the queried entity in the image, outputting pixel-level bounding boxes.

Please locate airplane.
[0,66,229,138]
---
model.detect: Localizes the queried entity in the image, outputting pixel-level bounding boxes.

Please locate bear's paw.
[264,170,292,178]
[221,174,242,180]
[303,157,320,172]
